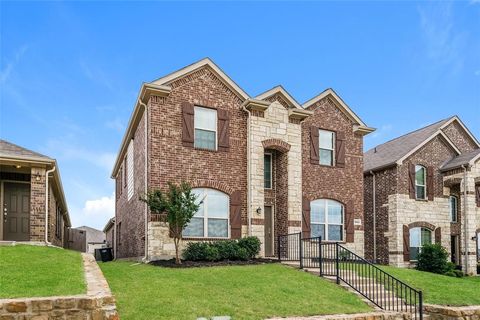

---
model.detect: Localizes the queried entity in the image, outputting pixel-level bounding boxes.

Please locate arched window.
[310,199,344,241]
[183,188,229,238]
[415,165,427,200]
[449,196,458,222]
[409,227,432,261]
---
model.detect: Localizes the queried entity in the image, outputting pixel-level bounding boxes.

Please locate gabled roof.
[364,116,480,172]
[441,148,480,171]
[255,85,302,109]
[0,139,53,163]
[302,88,375,135]
[152,57,249,101]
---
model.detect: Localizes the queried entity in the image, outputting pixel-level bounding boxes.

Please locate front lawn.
[100,262,371,320]
[0,245,86,298]
[379,266,480,306]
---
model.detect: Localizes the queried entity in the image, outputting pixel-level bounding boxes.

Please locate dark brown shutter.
[427,166,434,201]
[336,131,346,168]
[403,225,410,262]
[408,164,416,199]
[181,102,194,147]
[475,184,480,207]
[302,197,311,238]
[230,191,242,239]
[310,126,319,164]
[217,109,230,152]
[435,227,441,244]
[345,201,354,243]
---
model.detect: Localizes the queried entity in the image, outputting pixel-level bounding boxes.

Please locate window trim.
[184,188,230,239]
[409,226,432,261]
[194,106,217,151]
[264,152,273,189]
[310,199,344,241]
[318,129,335,166]
[415,165,427,200]
[449,195,458,222]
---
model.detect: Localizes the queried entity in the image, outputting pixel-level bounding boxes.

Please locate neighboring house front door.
[264,206,273,256]
[3,182,30,241]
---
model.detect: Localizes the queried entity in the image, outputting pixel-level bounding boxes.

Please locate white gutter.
[242,104,252,236]
[137,99,149,262]
[461,164,468,273]
[370,171,377,262]
[45,166,56,244]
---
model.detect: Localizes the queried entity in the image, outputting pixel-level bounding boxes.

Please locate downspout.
[461,164,468,273]
[45,166,56,244]
[370,171,377,263]
[138,99,149,262]
[242,103,252,236]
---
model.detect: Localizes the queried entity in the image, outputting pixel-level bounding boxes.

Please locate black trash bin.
[95,247,113,262]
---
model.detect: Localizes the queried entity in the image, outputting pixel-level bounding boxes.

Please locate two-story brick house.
[111,58,374,261]
[364,116,480,274]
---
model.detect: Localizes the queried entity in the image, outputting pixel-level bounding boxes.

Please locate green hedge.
[183,236,261,261]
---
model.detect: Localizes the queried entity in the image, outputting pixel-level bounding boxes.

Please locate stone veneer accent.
[0,252,118,319]
[424,304,480,320]
[266,311,412,320]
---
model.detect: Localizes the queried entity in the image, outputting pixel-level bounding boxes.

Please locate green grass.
[377,266,480,306]
[100,262,371,320]
[0,245,86,298]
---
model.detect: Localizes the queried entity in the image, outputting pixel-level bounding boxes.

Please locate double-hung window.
[409,227,432,261]
[264,153,272,189]
[319,130,335,166]
[415,165,426,200]
[183,188,229,238]
[194,106,217,150]
[310,199,344,241]
[449,196,458,222]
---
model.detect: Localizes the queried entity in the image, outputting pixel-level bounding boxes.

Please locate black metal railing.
[277,233,423,320]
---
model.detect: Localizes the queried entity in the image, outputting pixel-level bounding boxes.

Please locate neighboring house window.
[194,106,217,150]
[449,196,458,222]
[310,199,344,241]
[126,140,134,200]
[319,130,335,166]
[409,227,432,261]
[183,188,229,238]
[415,165,427,200]
[264,153,272,189]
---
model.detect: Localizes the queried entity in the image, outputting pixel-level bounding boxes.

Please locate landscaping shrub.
[183,236,261,262]
[416,243,450,274]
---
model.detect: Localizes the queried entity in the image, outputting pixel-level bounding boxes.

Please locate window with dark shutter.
[217,109,230,152]
[403,225,410,262]
[435,227,441,244]
[302,197,311,238]
[476,184,480,207]
[427,166,434,201]
[408,164,416,199]
[345,201,354,243]
[181,102,194,147]
[310,126,319,164]
[336,131,346,168]
[229,191,242,239]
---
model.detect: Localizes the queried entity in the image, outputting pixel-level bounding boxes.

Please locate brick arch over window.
[190,179,235,196]
[408,221,436,231]
[262,139,291,153]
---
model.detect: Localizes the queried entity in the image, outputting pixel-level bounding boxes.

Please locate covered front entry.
[3,182,30,241]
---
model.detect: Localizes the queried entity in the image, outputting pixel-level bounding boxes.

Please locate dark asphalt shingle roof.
[364,117,452,172]
[0,139,53,162]
[441,148,480,171]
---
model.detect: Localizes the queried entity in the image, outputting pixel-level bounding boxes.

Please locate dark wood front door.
[451,235,459,265]
[3,183,30,241]
[264,206,273,256]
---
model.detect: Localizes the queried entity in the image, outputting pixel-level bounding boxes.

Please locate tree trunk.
[174,238,181,264]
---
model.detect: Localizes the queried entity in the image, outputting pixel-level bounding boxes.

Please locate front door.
[451,235,459,265]
[3,183,30,241]
[264,206,273,256]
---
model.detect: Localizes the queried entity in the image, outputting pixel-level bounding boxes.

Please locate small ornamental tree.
[141,182,200,264]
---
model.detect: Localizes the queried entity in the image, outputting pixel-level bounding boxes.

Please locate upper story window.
[194,106,217,151]
[310,199,344,241]
[415,165,426,200]
[409,227,432,261]
[449,196,458,222]
[319,130,335,166]
[183,188,229,238]
[264,153,272,189]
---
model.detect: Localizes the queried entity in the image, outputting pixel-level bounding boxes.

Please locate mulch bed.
[149,258,279,268]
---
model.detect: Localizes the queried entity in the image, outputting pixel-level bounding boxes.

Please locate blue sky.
[1,1,479,230]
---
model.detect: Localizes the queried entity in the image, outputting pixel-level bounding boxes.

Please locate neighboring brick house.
[111,58,374,260]
[364,116,480,275]
[103,217,115,249]
[0,139,71,247]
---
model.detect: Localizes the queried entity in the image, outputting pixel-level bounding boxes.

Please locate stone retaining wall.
[424,304,480,320]
[266,311,411,320]
[0,253,118,320]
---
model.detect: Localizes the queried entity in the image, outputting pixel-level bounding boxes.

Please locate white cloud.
[105,118,125,132]
[83,193,115,218]
[0,44,29,84]
[475,70,480,76]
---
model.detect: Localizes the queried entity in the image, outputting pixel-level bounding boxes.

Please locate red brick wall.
[442,121,478,153]
[302,97,365,232]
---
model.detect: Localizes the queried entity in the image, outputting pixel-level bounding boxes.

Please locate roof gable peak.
[255,85,302,109]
